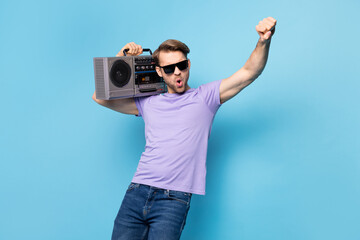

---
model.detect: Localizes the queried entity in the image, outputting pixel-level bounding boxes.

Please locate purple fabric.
[133,80,222,195]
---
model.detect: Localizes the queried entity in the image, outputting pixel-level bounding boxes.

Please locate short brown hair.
[153,39,190,66]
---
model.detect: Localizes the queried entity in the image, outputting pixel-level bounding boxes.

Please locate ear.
[156,66,163,77]
[188,59,191,70]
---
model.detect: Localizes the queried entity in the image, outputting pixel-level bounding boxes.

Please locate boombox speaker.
[93,48,166,100]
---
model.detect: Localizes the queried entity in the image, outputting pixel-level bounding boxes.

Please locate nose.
[174,66,181,75]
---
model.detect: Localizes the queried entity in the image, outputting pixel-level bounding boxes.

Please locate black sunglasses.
[159,60,188,74]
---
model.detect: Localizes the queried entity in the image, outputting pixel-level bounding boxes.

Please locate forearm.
[243,39,271,79]
[92,91,138,115]
[93,91,124,108]
[219,17,276,103]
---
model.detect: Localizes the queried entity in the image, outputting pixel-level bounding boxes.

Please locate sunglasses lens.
[163,65,175,74]
[177,60,188,70]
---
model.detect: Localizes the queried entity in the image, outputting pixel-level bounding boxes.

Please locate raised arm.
[219,17,277,104]
[92,42,143,115]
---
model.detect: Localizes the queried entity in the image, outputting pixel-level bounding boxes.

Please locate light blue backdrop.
[1,0,359,239]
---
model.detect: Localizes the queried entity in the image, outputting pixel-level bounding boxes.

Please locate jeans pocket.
[126,183,139,193]
[166,190,192,205]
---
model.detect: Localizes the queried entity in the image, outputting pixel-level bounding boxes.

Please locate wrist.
[258,37,271,45]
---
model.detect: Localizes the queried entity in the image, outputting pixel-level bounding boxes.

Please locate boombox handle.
[123,48,153,56]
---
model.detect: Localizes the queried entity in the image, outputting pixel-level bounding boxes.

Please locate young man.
[93,17,277,240]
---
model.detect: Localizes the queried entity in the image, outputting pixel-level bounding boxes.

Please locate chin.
[176,87,187,94]
[166,83,188,94]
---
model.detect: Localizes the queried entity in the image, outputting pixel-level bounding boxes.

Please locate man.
[93,17,277,240]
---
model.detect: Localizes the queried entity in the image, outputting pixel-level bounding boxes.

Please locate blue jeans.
[111,183,192,240]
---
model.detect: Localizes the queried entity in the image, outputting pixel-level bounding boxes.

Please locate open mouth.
[176,79,183,87]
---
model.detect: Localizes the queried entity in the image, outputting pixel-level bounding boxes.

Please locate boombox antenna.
[123,48,153,56]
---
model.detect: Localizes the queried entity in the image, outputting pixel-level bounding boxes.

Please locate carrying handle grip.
[123,48,152,56]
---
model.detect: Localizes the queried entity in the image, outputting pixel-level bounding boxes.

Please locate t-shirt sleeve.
[134,96,148,117]
[198,79,223,114]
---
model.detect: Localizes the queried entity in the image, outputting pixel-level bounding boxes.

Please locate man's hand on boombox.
[256,17,277,43]
[116,42,143,57]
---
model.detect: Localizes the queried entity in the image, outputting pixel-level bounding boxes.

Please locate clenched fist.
[116,42,143,57]
[256,17,277,43]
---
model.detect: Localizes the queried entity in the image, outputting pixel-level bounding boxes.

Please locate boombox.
[93,48,166,100]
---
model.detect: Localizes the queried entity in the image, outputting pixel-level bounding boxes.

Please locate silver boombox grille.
[93,48,166,100]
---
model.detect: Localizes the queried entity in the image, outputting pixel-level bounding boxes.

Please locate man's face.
[155,51,191,94]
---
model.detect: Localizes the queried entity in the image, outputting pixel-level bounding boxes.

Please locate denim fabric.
[111,183,192,240]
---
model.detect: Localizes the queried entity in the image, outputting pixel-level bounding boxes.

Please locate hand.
[116,42,143,56]
[256,17,277,43]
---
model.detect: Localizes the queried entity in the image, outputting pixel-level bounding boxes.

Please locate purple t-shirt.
[133,79,222,195]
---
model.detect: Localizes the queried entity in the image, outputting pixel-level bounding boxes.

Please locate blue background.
[1,0,359,239]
